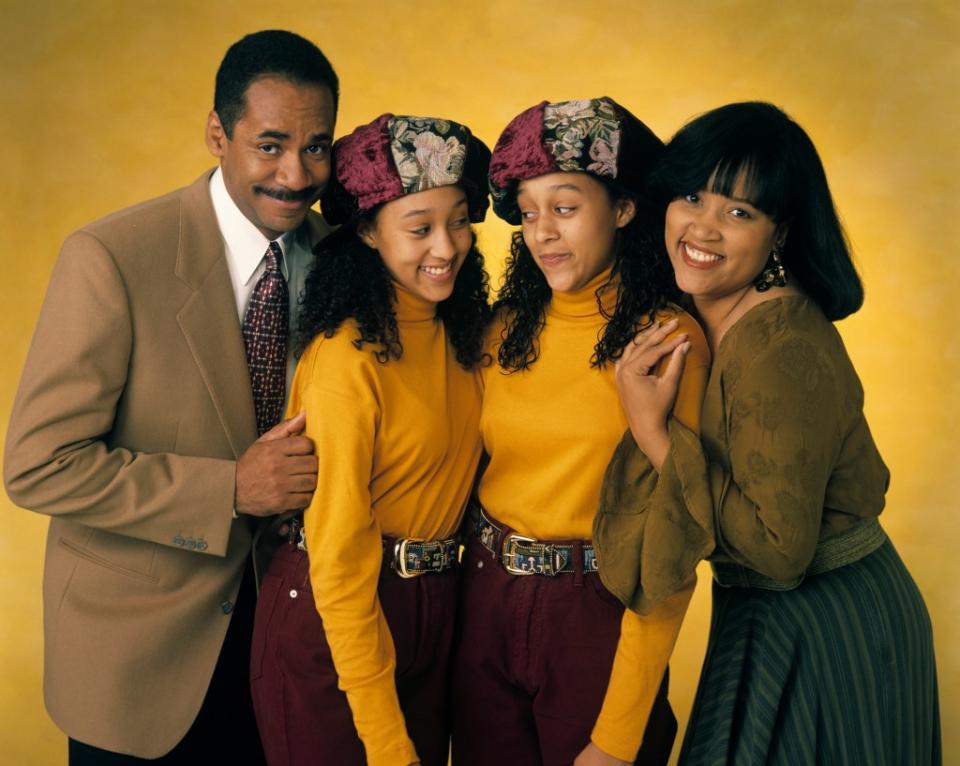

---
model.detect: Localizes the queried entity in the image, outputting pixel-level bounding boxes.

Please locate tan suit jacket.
[3,171,327,757]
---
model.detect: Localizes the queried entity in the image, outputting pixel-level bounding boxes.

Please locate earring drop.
[754,246,787,292]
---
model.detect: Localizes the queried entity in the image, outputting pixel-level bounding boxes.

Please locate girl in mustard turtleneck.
[450,99,710,766]
[250,115,491,766]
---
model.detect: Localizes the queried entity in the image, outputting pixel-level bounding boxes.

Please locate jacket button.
[220,600,234,614]
[197,540,208,551]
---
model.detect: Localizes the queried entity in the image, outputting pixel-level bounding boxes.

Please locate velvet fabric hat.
[321,114,491,225]
[488,97,663,224]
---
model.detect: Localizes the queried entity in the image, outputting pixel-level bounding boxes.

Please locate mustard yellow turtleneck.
[478,265,710,761]
[288,284,482,766]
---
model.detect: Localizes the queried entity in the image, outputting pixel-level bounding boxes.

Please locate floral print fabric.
[321,113,490,225]
[487,96,662,224]
[389,116,469,195]
[542,98,621,178]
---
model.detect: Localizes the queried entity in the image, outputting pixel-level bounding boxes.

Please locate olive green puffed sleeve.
[594,422,715,615]
[593,311,712,615]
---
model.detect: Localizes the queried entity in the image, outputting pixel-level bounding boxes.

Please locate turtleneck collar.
[548,264,619,319]
[394,283,438,323]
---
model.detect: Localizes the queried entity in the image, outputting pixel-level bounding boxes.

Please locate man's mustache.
[254,185,319,203]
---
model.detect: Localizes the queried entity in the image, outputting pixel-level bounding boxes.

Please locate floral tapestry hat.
[488,97,663,224]
[321,114,492,225]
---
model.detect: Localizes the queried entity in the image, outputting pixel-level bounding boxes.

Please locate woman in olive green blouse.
[595,102,940,764]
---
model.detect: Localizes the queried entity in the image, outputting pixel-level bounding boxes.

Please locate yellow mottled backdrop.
[1,1,957,763]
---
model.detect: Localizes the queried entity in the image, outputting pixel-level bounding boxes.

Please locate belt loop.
[285,516,297,548]
[288,515,303,550]
[572,540,585,588]
[296,547,311,588]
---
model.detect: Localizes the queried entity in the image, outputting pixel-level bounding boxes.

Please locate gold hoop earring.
[754,246,788,292]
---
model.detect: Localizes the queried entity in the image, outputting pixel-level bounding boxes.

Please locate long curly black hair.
[494,184,678,372]
[296,218,491,368]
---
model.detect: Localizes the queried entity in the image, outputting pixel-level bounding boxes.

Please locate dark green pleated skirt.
[679,540,941,765]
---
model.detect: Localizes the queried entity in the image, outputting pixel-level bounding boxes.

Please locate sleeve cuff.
[364,739,418,766]
[590,727,642,762]
[594,421,714,614]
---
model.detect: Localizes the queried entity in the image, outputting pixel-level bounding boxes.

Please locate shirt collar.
[209,167,293,285]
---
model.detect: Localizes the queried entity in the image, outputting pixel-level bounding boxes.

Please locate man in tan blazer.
[4,30,338,764]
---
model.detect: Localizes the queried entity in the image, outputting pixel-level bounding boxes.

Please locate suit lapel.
[175,172,258,458]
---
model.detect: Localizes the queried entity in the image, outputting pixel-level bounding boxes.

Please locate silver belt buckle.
[502,533,537,575]
[393,538,423,579]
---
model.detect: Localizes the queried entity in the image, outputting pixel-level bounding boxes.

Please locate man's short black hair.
[214,30,339,138]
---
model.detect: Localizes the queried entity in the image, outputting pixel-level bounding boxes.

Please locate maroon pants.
[250,544,457,766]
[451,537,676,766]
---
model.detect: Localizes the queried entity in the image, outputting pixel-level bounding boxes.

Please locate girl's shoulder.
[296,318,380,377]
[655,304,711,369]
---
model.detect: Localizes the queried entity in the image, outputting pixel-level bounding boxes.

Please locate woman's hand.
[614,318,691,472]
[573,741,632,766]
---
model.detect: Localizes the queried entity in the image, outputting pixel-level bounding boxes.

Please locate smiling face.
[359,185,473,305]
[206,76,336,240]
[516,172,636,293]
[665,182,784,307]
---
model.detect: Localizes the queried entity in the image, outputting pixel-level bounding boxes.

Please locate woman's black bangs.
[707,155,785,219]
[664,115,790,221]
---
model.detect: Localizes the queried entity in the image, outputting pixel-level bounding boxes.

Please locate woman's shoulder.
[725,295,840,358]
[722,295,861,400]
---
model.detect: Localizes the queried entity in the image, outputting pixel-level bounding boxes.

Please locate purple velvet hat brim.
[322,113,491,226]
[488,97,665,226]
[334,114,405,214]
[488,102,559,225]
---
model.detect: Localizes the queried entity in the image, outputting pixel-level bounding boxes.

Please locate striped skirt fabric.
[679,540,941,765]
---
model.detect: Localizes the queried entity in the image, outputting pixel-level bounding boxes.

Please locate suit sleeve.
[3,231,236,555]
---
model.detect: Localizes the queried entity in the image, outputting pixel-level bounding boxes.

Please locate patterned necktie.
[242,241,289,435]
